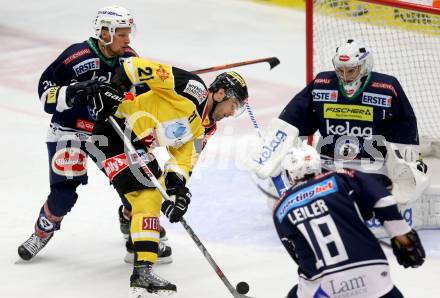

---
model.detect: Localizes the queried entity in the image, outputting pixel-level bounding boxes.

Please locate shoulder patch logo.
[156,65,170,81]
[73,58,100,77]
[63,48,91,65]
[362,92,392,108]
[183,80,208,104]
[313,89,338,102]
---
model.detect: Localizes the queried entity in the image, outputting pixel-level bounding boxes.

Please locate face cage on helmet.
[96,20,136,45]
[224,88,247,118]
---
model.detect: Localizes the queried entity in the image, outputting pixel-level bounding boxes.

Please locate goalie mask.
[332,39,373,97]
[282,143,322,185]
[93,5,136,45]
[209,71,248,118]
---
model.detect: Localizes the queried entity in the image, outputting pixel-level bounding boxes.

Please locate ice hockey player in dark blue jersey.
[246,39,428,204]
[274,143,425,298]
[17,5,149,261]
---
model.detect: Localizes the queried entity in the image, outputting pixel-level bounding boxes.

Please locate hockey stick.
[191,57,280,74]
[108,116,253,298]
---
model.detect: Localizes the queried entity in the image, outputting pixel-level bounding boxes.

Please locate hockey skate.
[125,238,173,265]
[119,205,131,239]
[18,233,53,261]
[119,206,168,241]
[129,261,176,297]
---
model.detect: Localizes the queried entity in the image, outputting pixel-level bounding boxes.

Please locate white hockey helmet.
[282,142,321,185]
[332,39,373,97]
[93,5,136,45]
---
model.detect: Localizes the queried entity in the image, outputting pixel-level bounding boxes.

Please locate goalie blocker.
[244,118,299,179]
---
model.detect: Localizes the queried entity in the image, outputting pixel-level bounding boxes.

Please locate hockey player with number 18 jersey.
[274,144,425,298]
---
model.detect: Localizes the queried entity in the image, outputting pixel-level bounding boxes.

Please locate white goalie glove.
[385,142,430,203]
[244,118,299,179]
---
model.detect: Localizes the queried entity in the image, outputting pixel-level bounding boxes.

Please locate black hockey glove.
[161,173,191,223]
[391,229,425,268]
[90,83,124,121]
[66,80,101,107]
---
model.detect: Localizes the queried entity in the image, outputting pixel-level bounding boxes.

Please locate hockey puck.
[236,281,249,294]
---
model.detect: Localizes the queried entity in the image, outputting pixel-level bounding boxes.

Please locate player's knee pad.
[35,201,63,238]
[110,156,162,196]
[124,189,162,215]
[47,181,81,217]
[92,119,162,196]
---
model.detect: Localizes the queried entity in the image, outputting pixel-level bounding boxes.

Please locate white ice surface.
[1,0,439,297]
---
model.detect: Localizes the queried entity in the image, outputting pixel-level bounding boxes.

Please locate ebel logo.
[324,103,373,122]
[255,130,287,165]
[326,120,373,138]
[312,89,338,102]
[73,58,100,77]
[362,92,392,108]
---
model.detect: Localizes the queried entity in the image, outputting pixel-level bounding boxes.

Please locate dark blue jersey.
[279,71,418,159]
[38,38,137,134]
[273,170,403,280]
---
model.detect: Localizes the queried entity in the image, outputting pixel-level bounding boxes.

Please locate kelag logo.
[255,130,287,165]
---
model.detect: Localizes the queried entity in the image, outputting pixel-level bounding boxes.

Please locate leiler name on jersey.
[275,177,338,222]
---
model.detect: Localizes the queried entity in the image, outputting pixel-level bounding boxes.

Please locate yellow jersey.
[115,57,212,180]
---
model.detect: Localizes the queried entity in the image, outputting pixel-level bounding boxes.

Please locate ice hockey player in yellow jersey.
[91,56,248,297]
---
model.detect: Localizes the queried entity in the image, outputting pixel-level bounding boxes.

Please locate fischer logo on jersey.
[255,129,288,165]
[362,92,392,108]
[324,104,373,122]
[326,120,373,138]
[276,177,337,222]
[312,89,338,102]
[73,58,100,77]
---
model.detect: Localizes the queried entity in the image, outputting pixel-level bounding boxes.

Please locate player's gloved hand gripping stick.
[108,116,253,298]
